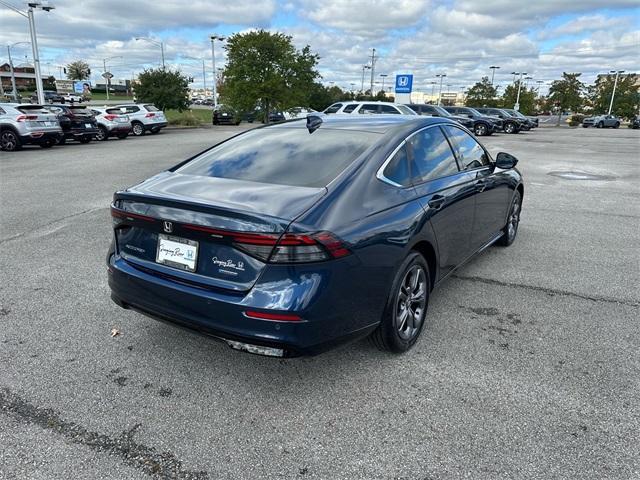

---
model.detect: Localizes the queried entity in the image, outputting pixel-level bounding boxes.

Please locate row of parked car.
[321,101,538,136]
[0,102,167,151]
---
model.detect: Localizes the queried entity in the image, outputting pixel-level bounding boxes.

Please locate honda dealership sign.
[395,74,413,94]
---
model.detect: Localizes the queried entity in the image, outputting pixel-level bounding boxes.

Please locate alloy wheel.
[395,265,427,340]
[96,127,107,141]
[507,197,521,242]
[1,131,18,151]
[132,123,144,136]
[505,123,514,134]
[475,124,487,136]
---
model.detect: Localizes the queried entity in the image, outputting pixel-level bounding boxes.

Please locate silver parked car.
[110,104,167,136]
[90,107,132,141]
[0,103,62,151]
[582,114,621,128]
[324,101,418,115]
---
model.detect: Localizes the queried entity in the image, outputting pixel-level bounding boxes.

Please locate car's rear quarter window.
[177,127,380,188]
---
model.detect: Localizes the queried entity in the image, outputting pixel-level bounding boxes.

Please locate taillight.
[16,115,38,122]
[243,311,302,322]
[145,112,155,118]
[104,114,118,121]
[183,225,350,263]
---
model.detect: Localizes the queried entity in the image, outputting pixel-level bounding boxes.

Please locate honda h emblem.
[398,76,409,87]
[163,221,173,233]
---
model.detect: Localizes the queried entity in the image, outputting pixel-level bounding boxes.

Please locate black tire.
[39,139,55,148]
[57,136,66,145]
[497,191,522,247]
[504,122,516,134]
[370,252,430,353]
[95,126,108,141]
[131,122,145,136]
[582,124,588,128]
[0,130,22,151]
[150,128,160,134]
[474,123,489,136]
[79,136,92,144]
[597,121,604,128]
[614,122,620,129]
[117,133,128,139]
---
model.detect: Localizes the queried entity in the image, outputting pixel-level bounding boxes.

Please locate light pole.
[210,34,225,109]
[524,76,533,88]
[435,73,446,106]
[6,42,30,102]
[369,48,376,96]
[135,37,165,68]
[379,74,388,93]
[489,65,500,85]
[429,81,437,102]
[608,70,625,115]
[361,65,371,93]
[513,71,527,111]
[1,1,54,104]
[102,55,122,101]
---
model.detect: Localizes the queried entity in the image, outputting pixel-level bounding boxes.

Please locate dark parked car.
[475,107,525,134]
[44,104,99,144]
[502,109,538,129]
[629,115,639,129]
[406,104,475,130]
[31,90,65,104]
[442,106,501,136]
[107,115,523,357]
[212,105,241,125]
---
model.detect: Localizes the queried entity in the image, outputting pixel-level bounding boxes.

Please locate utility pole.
[210,34,225,109]
[102,56,122,101]
[369,48,376,96]
[608,70,625,115]
[436,73,446,106]
[489,66,500,85]
[202,60,207,96]
[7,46,18,102]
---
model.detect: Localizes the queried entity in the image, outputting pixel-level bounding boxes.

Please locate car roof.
[332,100,407,107]
[267,114,454,134]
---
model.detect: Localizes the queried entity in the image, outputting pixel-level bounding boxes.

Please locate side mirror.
[495,152,518,169]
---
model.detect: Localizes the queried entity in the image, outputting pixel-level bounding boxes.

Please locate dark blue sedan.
[107,115,523,357]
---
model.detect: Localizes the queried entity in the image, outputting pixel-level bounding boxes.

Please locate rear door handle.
[428,195,446,210]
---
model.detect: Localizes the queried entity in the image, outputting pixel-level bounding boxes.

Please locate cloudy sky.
[1,0,638,95]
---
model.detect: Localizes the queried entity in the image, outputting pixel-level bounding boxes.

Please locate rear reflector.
[225,339,284,357]
[244,310,302,322]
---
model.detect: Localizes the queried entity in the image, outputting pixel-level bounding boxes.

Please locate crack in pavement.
[0,387,208,479]
[452,275,639,308]
[0,206,107,245]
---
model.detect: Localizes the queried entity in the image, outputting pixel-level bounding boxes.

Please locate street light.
[6,42,30,102]
[135,37,165,68]
[210,34,225,109]
[489,65,500,85]
[511,71,527,110]
[379,73,388,93]
[102,56,122,101]
[435,73,447,106]
[361,65,371,93]
[608,70,625,115]
[1,1,55,105]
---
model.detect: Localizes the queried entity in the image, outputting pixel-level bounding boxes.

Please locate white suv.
[324,101,417,116]
[110,104,167,136]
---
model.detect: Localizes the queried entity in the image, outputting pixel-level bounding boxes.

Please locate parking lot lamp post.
[135,37,165,68]
[489,65,500,85]
[435,73,446,106]
[514,71,527,111]
[210,35,225,109]
[608,70,625,115]
[379,73,388,93]
[102,56,122,101]
[361,65,371,93]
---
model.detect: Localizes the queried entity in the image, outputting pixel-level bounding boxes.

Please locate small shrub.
[569,114,585,127]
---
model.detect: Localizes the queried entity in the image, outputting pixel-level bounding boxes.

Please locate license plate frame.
[156,234,198,272]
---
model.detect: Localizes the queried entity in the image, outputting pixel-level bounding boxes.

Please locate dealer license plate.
[156,234,198,272]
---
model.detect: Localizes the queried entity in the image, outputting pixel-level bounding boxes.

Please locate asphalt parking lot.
[1,125,638,479]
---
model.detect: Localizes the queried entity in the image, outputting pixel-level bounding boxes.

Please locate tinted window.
[324,103,342,114]
[443,126,490,170]
[397,105,417,115]
[382,144,410,186]
[144,104,159,112]
[408,127,459,183]
[177,127,380,188]
[380,105,400,114]
[407,105,420,113]
[342,104,358,113]
[359,104,379,114]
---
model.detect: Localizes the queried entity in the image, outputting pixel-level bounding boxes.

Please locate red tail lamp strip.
[244,310,302,322]
[110,207,156,222]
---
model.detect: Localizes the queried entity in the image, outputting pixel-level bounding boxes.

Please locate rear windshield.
[144,104,159,112]
[70,106,91,114]
[16,105,50,113]
[177,127,380,187]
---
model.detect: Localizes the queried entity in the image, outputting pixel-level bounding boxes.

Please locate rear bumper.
[19,130,63,145]
[144,121,167,130]
[107,253,381,357]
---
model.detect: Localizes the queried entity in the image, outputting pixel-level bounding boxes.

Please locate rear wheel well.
[411,241,437,291]
[516,183,524,200]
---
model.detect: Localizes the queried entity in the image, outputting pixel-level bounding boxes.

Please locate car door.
[408,125,477,275]
[442,125,510,250]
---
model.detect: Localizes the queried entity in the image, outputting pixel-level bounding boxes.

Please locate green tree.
[66,60,91,80]
[547,73,585,113]
[500,81,537,114]
[589,73,639,119]
[134,68,190,111]
[465,76,498,107]
[222,30,320,122]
